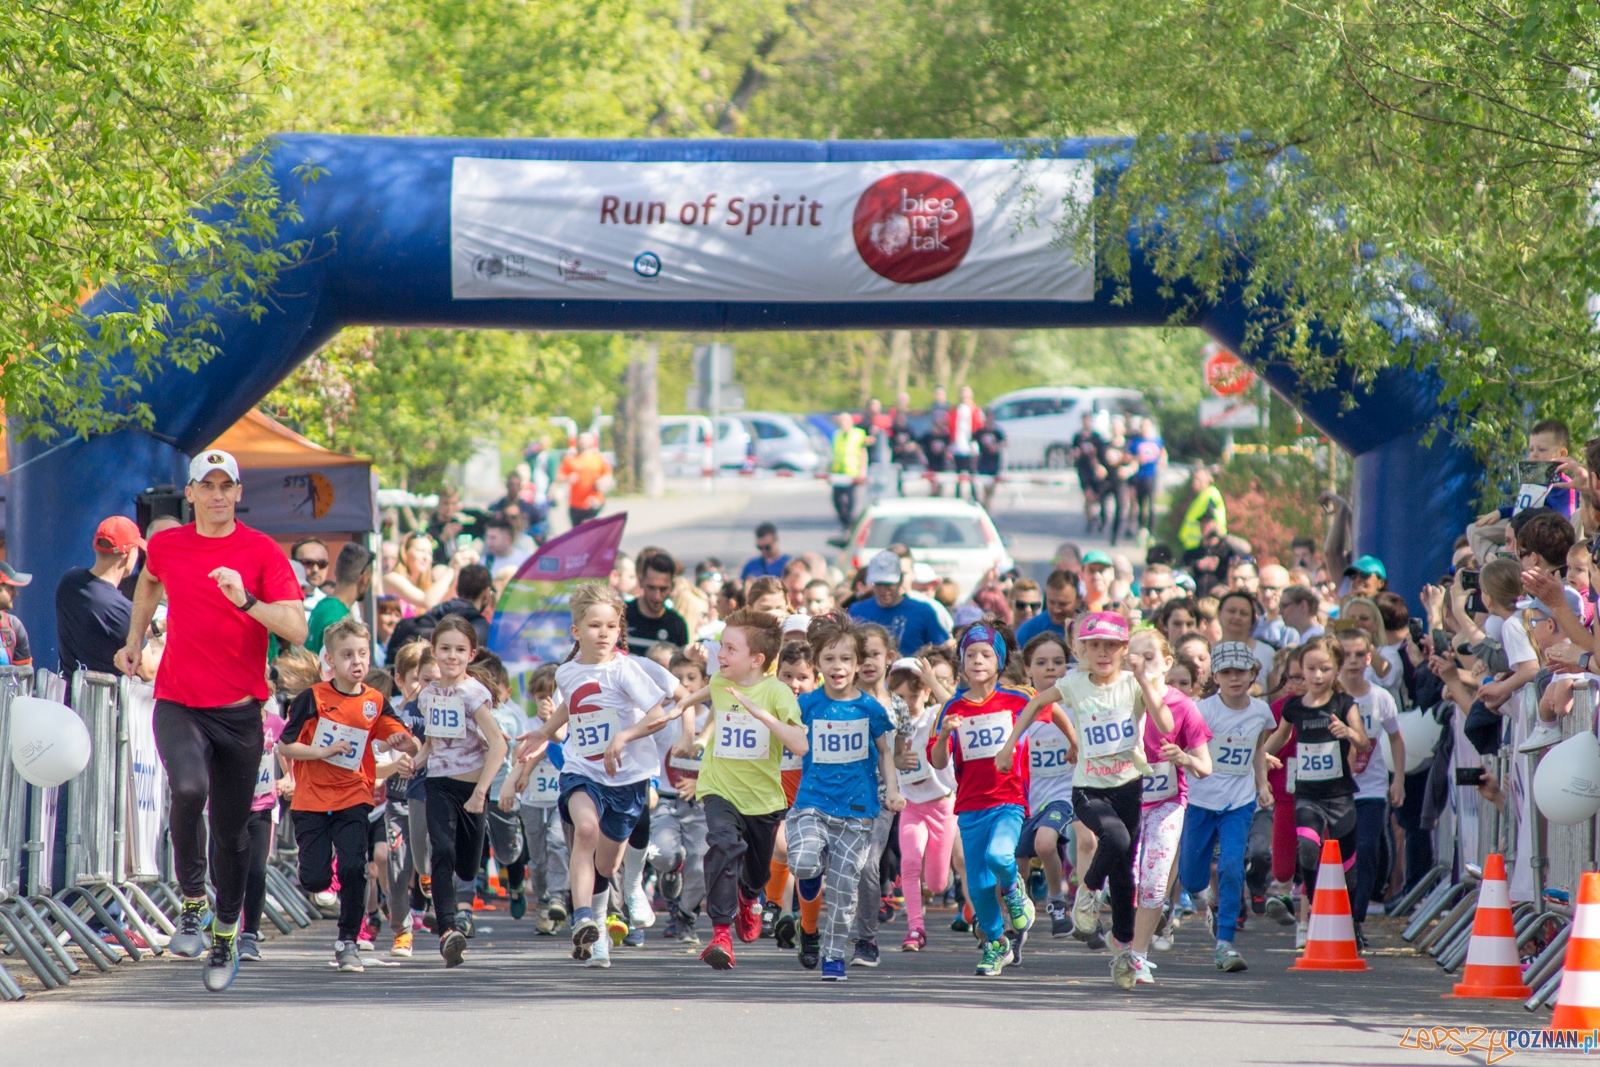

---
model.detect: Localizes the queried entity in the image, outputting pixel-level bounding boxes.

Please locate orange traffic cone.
[488,866,504,899]
[1548,870,1600,1031]
[1452,854,1530,998]
[1292,838,1368,971]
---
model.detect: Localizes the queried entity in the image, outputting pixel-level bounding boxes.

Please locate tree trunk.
[953,330,978,388]
[855,333,876,407]
[637,341,663,498]
[888,330,912,400]
[932,330,952,390]
[613,360,638,495]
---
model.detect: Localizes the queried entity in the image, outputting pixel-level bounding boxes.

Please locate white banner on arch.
[450,157,1094,303]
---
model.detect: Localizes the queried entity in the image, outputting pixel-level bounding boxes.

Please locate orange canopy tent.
[200,410,377,535]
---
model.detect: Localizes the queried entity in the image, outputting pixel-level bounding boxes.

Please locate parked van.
[988,387,1152,469]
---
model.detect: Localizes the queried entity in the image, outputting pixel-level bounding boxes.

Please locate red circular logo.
[852,171,973,283]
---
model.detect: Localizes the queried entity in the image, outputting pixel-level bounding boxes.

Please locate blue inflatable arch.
[10,135,1477,663]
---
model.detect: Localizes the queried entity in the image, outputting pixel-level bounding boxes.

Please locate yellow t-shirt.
[696,673,803,815]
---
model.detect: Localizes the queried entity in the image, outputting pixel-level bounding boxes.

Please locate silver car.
[737,411,824,473]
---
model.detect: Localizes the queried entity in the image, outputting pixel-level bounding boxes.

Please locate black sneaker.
[458,911,475,939]
[440,929,468,967]
[798,930,821,970]
[950,914,972,933]
[236,932,262,962]
[773,912,798,950]
[1353,922,1369,953]
[850,939,880,967]
[202,934,239,992]
[1084,921,1106,951]
[1049,901,1072,938]
[171,899,208,958]
[878,898,896,924]
[1251,894,1266,916]
[1005,927,1026,967]
[660,865,682,904]
[761,900,780,937]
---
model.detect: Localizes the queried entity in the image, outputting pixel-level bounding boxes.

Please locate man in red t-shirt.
[558,432,614,528]
[115,448,307,992]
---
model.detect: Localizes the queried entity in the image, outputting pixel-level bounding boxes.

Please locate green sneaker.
[1003,882,1036,933]
[975,938,1009,977]
[1214,944,1248,972]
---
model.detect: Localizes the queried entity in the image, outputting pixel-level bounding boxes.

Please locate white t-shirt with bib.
[1350,685,1401,801]
[555,657,670,787]
[1025,717,1076,809]
[897,706,957,804]
[1188,694,1275,812]
[421,677,496,778]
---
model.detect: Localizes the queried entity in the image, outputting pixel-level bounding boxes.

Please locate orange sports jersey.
[284,681,408,813]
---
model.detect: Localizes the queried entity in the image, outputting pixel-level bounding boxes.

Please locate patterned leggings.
[1134,799,1186,909]
[786,808,874,963]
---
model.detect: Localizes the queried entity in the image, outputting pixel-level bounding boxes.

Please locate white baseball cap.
[782,613,812,636]
[189,449,241,484]
[866,550,902,585]
[911,562,938,585]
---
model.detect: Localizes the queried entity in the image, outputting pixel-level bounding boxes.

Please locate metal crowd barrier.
[1,667,326,999]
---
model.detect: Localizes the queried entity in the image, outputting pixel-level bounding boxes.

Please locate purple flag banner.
[487,513,626,672]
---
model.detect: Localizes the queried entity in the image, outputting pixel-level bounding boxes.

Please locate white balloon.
[1533,731,1600,826]
[1393,709,1444,774]
[8,696,92,788]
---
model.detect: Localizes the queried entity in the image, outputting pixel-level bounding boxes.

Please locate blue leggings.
[957,805,1024,941]
[1178,801,1255,943]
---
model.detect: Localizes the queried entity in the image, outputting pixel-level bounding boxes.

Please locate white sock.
[593,884,611,918]
[623,844,648,900]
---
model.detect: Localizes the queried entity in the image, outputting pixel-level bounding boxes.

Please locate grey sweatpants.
[787,808,874,963]
[518,804,570,902]
[650,797,708,915]
[851,807,897,943]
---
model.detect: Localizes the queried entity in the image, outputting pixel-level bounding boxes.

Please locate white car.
[658,415,753,476]
[988,386,1152,469]
[736,412,824,473]
[835,498,1013,600]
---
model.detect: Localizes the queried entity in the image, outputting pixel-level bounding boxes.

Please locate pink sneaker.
[357,915,376,951]
[901,928,927,952]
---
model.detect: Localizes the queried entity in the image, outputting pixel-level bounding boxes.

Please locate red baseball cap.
[94,516,147,553]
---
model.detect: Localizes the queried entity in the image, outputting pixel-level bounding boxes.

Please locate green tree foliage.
[2,0,304,441]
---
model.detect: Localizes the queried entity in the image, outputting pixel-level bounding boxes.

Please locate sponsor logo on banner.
[283,471,335,519]
[852,172,972,282]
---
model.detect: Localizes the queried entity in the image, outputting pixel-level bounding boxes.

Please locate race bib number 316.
[716,711,770,760]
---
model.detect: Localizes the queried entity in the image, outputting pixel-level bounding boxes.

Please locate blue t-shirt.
[848,596,951,655]
[793,688,894,820]
[741,554,791,579]
[1014,611,1066,648]
[1132,436,1164,480]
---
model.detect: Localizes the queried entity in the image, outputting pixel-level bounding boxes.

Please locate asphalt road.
[2,895,1553,1066]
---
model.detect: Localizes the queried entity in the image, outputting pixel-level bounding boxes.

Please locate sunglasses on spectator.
[1014,599,1043,612]
[296,556,330,570]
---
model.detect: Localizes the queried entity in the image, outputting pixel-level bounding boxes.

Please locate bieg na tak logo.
[852,171,973,284]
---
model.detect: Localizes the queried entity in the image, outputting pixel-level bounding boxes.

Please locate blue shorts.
[1015,799,1075,859]
[557,773,649,843]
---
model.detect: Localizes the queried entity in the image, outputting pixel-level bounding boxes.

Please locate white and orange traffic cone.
[1548,870,1600,1031]
[1292,838,1369,972]
[1452,853,1530,998]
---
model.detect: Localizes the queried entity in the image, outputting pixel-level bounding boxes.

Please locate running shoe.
[588,934,612,969]
[1005,927,1025,967]
[1048,900,1072,938]
[236,932,261,962]
[660,864,683,904]
[700,927,736,970]
[798,929,821,970]
[761,900,781,937]
[735,892,763,943]
[1519,721,1564,752]
[1214,944,1247,972]
[440,929,467,968]
[662,913,679,940]
[312,890,338,915]
[1132,954,1156,985]
[1084,921,1107,952]
[820,958,848,981]
[677,914,702,946]
[1111,948,1138,990]
[335,939,365,973]
[974,938,1009,977]
[534,912,555,935]
[850,939,880,967]
[459,911,475,939]
[1003,882,1035,932]
[391,929,413,957]
[419,874,432,901]
[1294,919,1308,949]
[901,927,927,952]
[509,894,527,921]
[1178,891,1195,916]
[1028,867,1048,902]
[878,896,896,924]
[1070,885,1099,938]
[1264,894,1295,926]
[606,914,629,946]
[357,915,377,952]
[1352,923,1368,954]
[949,914,972,933]
[1205,905,1217,940]
[571,916,601,960]
[629,885,656,929]
[547,897,568,924]
[1151,932,1174,952]
[773,912,798,950]
[171,899,208,958]
[1251,894,1266,916]
[202,933,239,992]
[623,924,645,948]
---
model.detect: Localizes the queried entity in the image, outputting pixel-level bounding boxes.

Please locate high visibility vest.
[831,427,867,478]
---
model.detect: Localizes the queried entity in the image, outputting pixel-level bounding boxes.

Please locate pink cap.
[1077,611,1130,643]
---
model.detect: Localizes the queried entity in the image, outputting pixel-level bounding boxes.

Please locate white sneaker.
[312,890,337,911]
[1150,932,1174,952]
[1110,949,1137,990]
[1519,722,1563,752]
[587,934,612,968]
[628,886,656,930]
[1295,919,1308,949]
[1132,953,1156,984]
[1072,886,1100,936]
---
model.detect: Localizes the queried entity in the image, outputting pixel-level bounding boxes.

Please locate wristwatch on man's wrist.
[237,591,258,613]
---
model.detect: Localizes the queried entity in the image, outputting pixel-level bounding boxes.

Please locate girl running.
[1262,635,1370,949]
[1178,641,1272,973]
[518,582,671,969]
[891,656,957,951]
[1012,632,1077,938]
[930,623,1053,976]
[1127,629,1211,986]
[414,616,507,967]
[786,616,903,980]
[1001,611,1174,990]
